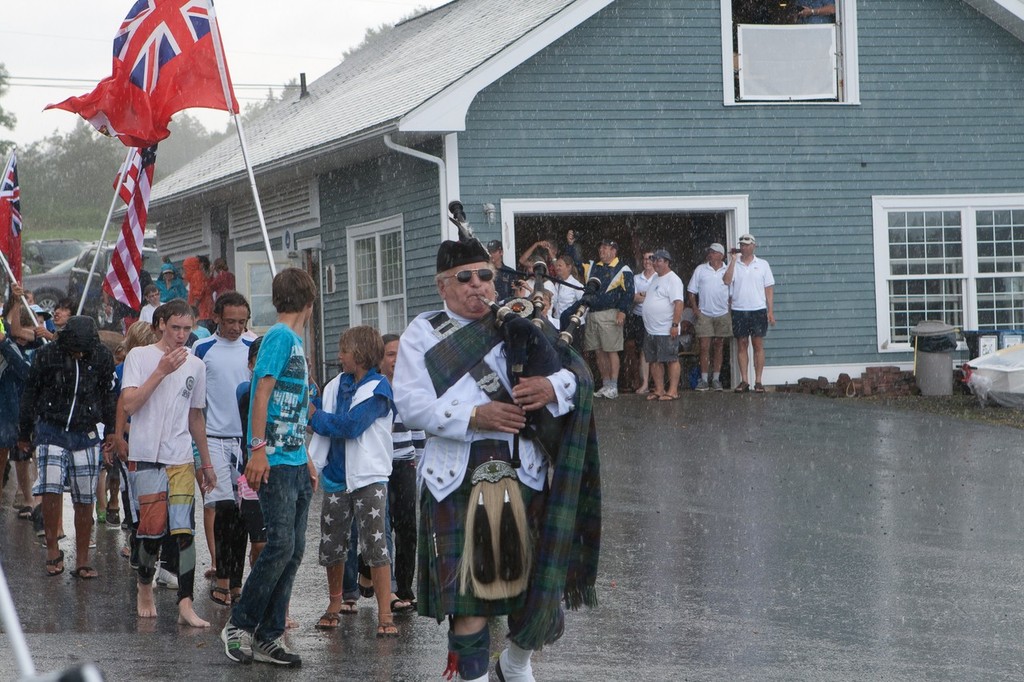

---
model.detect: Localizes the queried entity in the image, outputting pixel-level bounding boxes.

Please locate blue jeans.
[230,464,312,642]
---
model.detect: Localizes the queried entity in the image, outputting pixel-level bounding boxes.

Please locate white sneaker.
[604,387,618,399]
[593,386,610,398]
[156,564,178,590]
[712,379,724,391]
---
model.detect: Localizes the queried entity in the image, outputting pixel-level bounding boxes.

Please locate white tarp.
[966,343,1024,408]
[737,24,837,101]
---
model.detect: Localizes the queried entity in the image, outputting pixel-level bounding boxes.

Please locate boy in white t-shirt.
[121,299,216,626]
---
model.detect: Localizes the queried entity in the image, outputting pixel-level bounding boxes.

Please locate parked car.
[22,254,80,312]
[22,239,86,276]
[68,244,160,329]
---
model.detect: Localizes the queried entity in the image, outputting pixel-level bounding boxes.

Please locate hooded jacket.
[156,263,188,302]
[182,256,213,320]
[18,316,117,443]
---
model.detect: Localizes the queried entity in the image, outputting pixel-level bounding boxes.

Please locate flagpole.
[77,148,135,316]
[207,0,277,277]
[0,247,38,328]
[1,149,38,327]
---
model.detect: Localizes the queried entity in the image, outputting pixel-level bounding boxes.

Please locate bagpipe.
[447,200,596,463]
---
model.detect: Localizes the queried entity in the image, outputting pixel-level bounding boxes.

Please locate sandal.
[358,581,374,599]
[753,383,766,393]
[390,597,415,614]
[46,550,65,576]
[338,599,358,615]
[210,586,232,606]
[646,392,664,401]
[315,611,342,630]
[17,506,32,519]
[376,620,399,638]
[658,393,680,401]
[71,566,98,579]
[106,508,121,525]
[734,381,750,393]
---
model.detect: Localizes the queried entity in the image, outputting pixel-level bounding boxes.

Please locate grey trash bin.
[911,320,957,396]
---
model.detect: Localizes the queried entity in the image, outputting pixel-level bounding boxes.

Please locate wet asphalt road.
[2,391,1024,681]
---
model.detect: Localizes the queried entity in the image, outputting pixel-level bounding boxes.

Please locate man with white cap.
[687,243,732,391]
[723,234,775,392]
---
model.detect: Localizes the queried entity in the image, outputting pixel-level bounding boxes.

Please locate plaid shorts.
[32,442,100,504]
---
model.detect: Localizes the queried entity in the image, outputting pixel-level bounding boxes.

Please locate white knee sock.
[499,642,534,680]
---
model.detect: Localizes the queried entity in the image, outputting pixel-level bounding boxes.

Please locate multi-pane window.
[873,197,1024,350]
[975,209,1024,328]
[348,217,406,334]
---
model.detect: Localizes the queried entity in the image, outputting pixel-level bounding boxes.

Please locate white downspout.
[382,134,450,241]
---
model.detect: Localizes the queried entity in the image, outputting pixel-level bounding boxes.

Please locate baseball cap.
[738,234,756,245]
[29,304,52,319]
[651,249,672,262]
[600,239,619,249]
[708,243,725,255]
[486,240,503,253]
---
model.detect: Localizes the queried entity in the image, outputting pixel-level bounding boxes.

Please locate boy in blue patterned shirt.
[221,268,317,668]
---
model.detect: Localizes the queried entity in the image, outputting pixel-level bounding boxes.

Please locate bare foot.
[176,598,210,628]
[137,582,157,618]
[286,616,299,629]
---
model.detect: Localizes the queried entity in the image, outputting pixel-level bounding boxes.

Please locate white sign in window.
[737,25,837,101]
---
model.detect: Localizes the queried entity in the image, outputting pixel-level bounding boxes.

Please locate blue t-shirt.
[248,323,309,467]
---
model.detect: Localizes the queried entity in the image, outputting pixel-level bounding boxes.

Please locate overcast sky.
[2,0,450,147]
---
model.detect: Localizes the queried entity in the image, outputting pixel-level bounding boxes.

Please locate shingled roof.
[150,0,599,206]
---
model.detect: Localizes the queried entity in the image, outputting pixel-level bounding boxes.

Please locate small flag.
[103,146,157,311]
[0,152,22,281]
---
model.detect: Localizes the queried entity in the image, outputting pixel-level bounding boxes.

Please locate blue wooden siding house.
[148,0,1024,385]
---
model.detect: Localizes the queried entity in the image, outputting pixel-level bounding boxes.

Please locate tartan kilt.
[417,440,544,621]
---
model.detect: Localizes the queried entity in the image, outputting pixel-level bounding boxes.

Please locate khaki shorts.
[584,308,624,352]
[695,311,732,338]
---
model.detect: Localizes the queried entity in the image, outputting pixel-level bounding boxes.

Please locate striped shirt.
[392,415,425,462]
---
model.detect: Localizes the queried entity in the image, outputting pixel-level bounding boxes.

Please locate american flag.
[103,146,156,311]
[0,152,21,280]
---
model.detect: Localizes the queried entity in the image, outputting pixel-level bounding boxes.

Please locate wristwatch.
[248,437,267,451]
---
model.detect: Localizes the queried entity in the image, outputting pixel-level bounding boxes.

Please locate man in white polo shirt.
[723,234,775,393]
[687,243,732,392]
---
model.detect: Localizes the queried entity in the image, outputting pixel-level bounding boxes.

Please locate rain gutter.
[382,134,450,242]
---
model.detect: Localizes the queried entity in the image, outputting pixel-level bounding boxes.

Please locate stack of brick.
[778,367,918,397]
[858,366,916,396]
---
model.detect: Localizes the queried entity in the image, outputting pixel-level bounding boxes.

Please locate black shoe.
[252,636,301,667]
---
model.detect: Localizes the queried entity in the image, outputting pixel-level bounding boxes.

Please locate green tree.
[0,64,16,156]
[19,113,227,236]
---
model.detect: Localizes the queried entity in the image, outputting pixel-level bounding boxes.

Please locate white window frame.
[872,193,1024,352]
[721,0,860,105]
[346,215,407,334]
[235,251,293,334]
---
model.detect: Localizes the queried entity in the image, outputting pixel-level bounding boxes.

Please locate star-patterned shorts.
[318,482,390,568]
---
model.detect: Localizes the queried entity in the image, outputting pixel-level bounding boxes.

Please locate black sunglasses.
[447,268,494,283]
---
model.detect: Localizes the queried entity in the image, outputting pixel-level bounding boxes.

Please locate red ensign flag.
[47,0,239,148]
